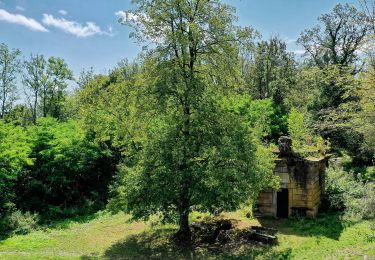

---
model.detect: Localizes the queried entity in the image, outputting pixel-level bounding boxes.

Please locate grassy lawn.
[0,212,374,259]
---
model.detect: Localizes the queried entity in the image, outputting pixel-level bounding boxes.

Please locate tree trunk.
[177,203,191,242]
[0,99,4,119]
[33,92,38,124]
[1,78,6,118]
[43,95,47,117]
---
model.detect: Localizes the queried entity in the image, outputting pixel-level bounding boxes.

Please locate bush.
[16,118,116,219]
[1,210,39,235]
[287,108,329,157]
[363,185,375,219]
[0,120,32,217]
[323,166,375,219]
[349,166,375,182]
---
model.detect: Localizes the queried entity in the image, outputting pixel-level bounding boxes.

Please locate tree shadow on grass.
[0,232,10,242]
[258,212,355,241]
[98,228,293,260]
[39,212,100,230]
[102,228,191,260]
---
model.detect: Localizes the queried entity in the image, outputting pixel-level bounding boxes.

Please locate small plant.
[367,223,375,242]
[287,108,330,157]
[323,166,375,220]
[3,210,39,235]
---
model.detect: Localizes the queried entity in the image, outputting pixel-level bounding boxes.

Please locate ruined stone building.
[257,137,329,218]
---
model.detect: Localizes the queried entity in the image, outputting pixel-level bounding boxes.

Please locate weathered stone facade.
[257,137,328,218]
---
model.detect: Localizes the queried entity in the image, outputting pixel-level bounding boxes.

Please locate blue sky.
[0,0,357,77]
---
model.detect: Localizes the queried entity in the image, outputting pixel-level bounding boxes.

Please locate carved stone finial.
[278,136,292,156]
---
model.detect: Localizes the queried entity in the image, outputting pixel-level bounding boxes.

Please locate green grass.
[0,211,374,259]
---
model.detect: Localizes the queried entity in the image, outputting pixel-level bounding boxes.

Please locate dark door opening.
[277,188,289,218]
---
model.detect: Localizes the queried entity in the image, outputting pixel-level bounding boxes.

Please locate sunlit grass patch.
[0,211,374,259]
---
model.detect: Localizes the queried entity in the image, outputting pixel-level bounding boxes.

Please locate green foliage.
[16,118,114,219]
[323,166,375,219]
[0,210,39,235]
[287,108,329,157]
[23,54,73,123]
[356,166,375,182]
[77,62,145,154]
[23,54,47,124]
[0,212,373,259]
[284,67,322,110]
[242,36,297,106]
[344,70,375,161]
[314,65,358,113]
[44,57,73,119]
[0,43,21,119]
[298,4,370,68]
[0,120,32,217]
[221,95,274,139]
[3,104,33,126]
[221,95,287,142]
[1,1,375,242]
[296,3,369,161]
[108,0,280,238]
[109,98,278,222]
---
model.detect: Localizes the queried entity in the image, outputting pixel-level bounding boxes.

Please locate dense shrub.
[287,108,329,157]
[222,95,287,141]
[15,118,117,219]
[0,210,39,235]
[349,165,375,182]
[0,120,32,217]
[323,166,375,219]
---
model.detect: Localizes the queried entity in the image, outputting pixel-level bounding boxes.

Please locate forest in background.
[0,0,374,241]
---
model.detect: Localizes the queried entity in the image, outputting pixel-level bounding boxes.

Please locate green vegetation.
[287,108,329,158]
[0,212,373,259]
[0,121,32,217]
[324,167,375,219]
[0,0,375,258]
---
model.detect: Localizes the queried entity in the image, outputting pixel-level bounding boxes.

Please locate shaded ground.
[0,211,374,259]
[258,213,347,240]
[103,228,292,260]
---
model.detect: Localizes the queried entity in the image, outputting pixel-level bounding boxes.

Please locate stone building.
[257,137,329,218]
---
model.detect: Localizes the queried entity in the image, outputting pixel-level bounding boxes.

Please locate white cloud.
[58,10,67,16]
[42,14,112,37]
[15,6,25,11]
[0,9,48,32]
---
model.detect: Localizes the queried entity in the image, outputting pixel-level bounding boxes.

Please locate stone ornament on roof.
[278,136,293,156]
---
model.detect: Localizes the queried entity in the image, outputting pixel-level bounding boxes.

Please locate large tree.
[359,0,375,33]
[298,4,370,69]
[242,37,296,105]
[297,4,371,152]
[76,67,94,89]
[44,57,73,119]
[357,0,375,69]
[0,43,21,119]
[23,54,47,124]
[111,0,277,241]
[23,55,73,123]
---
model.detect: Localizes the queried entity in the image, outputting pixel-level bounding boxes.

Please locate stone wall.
[258,189,276,216]
[257,137,328,218]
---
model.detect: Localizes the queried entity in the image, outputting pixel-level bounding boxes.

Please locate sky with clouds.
[0,0,356,77]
